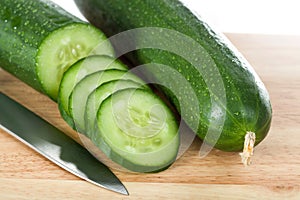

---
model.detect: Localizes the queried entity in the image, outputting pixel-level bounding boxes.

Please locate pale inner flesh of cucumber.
[85,79,145,138]
[37,23,114,100]
[70,69,147,133]
[58,55,127,117]
[97,89,179,170]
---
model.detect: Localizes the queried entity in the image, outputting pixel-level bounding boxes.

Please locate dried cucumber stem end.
[239,132,256,166]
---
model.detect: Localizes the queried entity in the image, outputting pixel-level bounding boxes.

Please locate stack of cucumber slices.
[57,55,180,172]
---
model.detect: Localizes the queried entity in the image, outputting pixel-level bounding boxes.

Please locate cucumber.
[0,0,180,172]
[97,88,179,172]
[58,55,127,127]
[0,0,113,100]
[85,79,146,138]
[75,0,272,158]
[70,69,148,133]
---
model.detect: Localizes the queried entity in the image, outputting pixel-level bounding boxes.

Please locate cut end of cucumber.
[37,23,114,100]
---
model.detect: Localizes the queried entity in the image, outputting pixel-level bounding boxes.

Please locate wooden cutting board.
[0,33,299,199]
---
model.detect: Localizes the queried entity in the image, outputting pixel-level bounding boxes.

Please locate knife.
[0,92,128,195]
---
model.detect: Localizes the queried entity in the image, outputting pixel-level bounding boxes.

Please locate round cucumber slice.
[85,79,147,138]
[70,69,148,133]
[58,55,127,128]
[96,88,179,172]
[37,23,114,100]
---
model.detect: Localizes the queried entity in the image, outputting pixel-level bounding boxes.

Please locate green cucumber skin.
[0,0,82,93]
[75,0,272,151]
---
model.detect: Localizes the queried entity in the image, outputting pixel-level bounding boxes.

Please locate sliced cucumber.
[96,88,179,172]
[58,55,127,127]
[70,69,147,132]
[37,23,114,100]
[85,79,146,138]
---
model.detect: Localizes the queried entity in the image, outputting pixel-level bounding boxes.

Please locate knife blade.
[0,92,128,195]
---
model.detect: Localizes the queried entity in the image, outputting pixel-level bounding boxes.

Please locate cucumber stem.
[239,132,256,166]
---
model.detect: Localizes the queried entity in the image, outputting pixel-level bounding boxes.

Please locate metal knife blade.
[0,92,128,195]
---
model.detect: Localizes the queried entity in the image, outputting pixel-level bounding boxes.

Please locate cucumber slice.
[37,23,114,100]
[96,88,179,172]
[85,79,146,137]
[70,69,147,133]
[58,55,127,127]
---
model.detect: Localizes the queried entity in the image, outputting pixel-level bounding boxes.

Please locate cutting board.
[0,33,299,199]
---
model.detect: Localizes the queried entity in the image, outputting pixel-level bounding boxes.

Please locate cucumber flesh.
[58,55,127,126]
[37,23,114,100]
[70,69,147,133]
[97,88,179,172]
[85,79,146,138]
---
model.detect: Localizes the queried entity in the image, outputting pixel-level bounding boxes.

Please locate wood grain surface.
[0,33,300,199]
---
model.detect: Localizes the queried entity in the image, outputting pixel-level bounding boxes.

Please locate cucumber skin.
[75,0,272,151]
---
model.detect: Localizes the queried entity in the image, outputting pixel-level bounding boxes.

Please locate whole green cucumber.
[0,0,113,100]
[74,0,272,162]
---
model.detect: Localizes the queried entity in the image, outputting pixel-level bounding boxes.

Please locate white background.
[53,0,300,35]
